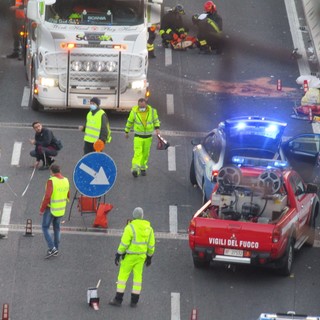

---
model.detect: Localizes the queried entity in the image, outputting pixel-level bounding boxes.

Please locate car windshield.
[45,0,144,26]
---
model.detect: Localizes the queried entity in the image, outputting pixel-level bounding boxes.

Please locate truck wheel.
[29,68,40,111]
[278,240,294,276]
[190,158,197,185]
[193,257,210,268]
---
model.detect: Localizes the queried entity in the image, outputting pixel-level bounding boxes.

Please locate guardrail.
[303,0,320,69]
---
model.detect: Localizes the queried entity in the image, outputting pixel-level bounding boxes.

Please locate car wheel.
[29,67,40,111]
[193,257,210,268]
[190,158,197,185]
[278,239,294,276]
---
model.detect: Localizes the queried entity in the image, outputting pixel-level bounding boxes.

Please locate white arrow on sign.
[79,163,110,185]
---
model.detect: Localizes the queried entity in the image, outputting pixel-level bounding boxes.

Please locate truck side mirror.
[306,183,318,194]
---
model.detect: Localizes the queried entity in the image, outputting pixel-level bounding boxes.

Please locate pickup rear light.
[211,169,219,182]
[272,226,281,243]
[188,220,196,235]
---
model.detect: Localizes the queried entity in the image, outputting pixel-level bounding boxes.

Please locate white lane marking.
[171,292,180,320]
[165,48,172,66]
[11,142,22,166]
[169,205,178,234]
[0,203,13,237]
[21,86,30,109]
[284,0,310,75]
[167,94,174,115]
[3,224,189,239]
[168,146,176,171]
[314,240,320,248]
[312,122,320,134]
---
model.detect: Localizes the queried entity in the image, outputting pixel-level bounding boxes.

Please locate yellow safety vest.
[49,176,70,217]
[84,109,111,143]
[117,219,155,256]
[124,105,160,136]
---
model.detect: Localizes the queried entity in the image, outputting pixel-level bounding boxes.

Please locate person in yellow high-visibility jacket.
[40,164,70,259]
[79,97,112,154]
[109,207,155,307]
[125,98,161,177]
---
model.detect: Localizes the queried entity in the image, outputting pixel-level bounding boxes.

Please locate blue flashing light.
[265,124,278,133]
[232,156,245,164]
[235,122,246,130]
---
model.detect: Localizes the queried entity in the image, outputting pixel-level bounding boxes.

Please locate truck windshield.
[45,0,144,26]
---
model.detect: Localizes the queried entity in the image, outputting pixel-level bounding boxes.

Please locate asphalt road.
[0,1,319,319]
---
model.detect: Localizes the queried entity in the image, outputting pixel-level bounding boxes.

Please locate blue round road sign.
[73,152,117,197]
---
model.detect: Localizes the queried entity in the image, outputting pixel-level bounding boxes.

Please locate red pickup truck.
[188,158,319,275]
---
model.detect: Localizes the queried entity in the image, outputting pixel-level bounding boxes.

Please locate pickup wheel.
[193,257,210,268]
[190,158,197,185]
[278,240,294,276]
[29,67,41,111]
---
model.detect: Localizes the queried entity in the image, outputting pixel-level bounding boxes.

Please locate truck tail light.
[272,227,281,243]
[188,220,196,235]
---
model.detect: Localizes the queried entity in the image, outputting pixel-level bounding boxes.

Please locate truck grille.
[43,51,144,93]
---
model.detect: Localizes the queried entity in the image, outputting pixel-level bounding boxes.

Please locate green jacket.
[117,219,155,256]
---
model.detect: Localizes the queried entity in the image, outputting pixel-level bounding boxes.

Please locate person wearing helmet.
[193,1,223,54]
[159,4,188,48]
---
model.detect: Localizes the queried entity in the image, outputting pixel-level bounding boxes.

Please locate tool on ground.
[21,167,36,197]
[87,279,101,311]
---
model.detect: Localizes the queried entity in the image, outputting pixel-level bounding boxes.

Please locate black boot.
[130,293,140,307]
[148,51,156,59]
[109,292,124,306]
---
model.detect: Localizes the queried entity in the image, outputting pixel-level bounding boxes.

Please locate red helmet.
[204,1,217,13]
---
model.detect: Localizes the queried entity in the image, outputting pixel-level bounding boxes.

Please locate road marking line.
[2,224,189,240]
[169,205,178,234]
[168,146,176,171]
[0,203,13,237]
[171,292,180,320]
[167,94,174,115]
[21,86,30,109]
[11,142,22,166]
[165,48,172,66]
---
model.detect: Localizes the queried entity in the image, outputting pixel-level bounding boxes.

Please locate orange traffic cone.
[93,203,113,228]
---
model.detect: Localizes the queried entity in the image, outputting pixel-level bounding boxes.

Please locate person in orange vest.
[147,25,157,59]
[7,0,25,59]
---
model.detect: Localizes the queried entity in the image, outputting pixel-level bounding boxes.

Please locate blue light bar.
[232,156,288,168]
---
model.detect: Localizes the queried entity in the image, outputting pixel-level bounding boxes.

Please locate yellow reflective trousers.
[116,254,146,294]
[131,136,153,173]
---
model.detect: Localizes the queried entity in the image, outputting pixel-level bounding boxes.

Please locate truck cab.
[25,0,162,111]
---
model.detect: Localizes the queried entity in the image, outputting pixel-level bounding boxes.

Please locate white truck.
[25,0,162,111]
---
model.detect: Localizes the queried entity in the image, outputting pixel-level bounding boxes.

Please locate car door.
[282,134,320,183]
[288,172,313,238]
[193,130,221,194]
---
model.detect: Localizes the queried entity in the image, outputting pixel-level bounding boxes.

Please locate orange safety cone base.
[93,203,113,228]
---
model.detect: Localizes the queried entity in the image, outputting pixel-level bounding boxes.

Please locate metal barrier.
[303,0,320,67]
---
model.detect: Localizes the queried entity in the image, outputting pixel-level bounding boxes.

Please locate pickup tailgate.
[190,217,277,264]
